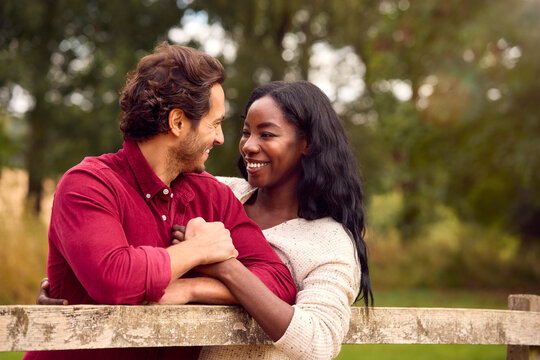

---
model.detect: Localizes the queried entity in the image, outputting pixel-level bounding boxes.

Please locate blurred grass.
[0,345,509,359]
[0,353,23,360]
[337,344,505,360]
[355,287,508,309]
[366,190,540,293]
[0,168,51,305]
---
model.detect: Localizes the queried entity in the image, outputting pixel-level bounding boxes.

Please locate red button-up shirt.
[25,140,296,360]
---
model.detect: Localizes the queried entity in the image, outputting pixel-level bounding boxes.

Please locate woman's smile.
[245,159,270,173]
[239,96,307,189]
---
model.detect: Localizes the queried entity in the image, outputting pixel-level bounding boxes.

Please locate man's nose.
[214,124,224,145]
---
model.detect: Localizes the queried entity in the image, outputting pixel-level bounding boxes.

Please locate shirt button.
[163,189,169,195]
[170,193,174,198]
[162,215,167,221]
[145,194,151,199]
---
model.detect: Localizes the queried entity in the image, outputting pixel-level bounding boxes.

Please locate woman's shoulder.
[268,217,356,257]
[283,217,350,239]
[215,176,256,203]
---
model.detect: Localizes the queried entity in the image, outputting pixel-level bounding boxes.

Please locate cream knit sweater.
[199,177,360,360]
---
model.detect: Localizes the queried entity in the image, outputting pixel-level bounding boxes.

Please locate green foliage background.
[0,2,539,359]
[0,0,538,305]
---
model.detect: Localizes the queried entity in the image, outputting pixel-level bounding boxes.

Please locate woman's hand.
[171,224,186,244]
[195,259,231,279]
[36,278,68,305]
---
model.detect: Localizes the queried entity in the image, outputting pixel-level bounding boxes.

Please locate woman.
[39,80,372,359]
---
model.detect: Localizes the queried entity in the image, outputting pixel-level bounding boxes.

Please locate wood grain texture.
[345,307,539,345]
[1,303,539,352]
[507,294,540,360]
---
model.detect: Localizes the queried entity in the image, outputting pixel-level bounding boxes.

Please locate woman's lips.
[245,160,269,173]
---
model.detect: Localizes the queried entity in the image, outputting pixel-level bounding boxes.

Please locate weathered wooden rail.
[1,294,538,359]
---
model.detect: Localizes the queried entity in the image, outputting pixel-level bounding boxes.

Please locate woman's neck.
[245,180,300,230]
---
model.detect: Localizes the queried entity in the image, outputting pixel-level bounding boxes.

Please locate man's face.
[171,84,225,174]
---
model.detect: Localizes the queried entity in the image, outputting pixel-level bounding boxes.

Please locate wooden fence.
[1,294,538,359]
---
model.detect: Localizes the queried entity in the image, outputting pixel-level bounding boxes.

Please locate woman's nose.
[241,136,259,154]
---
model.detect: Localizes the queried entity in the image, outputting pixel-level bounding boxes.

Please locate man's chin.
[180,163,205,174]
[192,164,205,174]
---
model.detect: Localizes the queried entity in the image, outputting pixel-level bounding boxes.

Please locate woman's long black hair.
[238,80,373,307]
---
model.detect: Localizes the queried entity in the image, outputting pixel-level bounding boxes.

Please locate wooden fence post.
[507,294,540,360]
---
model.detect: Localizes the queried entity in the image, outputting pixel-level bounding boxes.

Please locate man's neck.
[137,136,178,187]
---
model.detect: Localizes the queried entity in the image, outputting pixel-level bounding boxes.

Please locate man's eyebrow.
[213,115,225,123]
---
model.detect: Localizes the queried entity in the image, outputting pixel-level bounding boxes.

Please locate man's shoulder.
[58,153,123,190]
[62,156,110,179]
[181,173,247,205]
[183,172,229,191]
[215,176,253,203]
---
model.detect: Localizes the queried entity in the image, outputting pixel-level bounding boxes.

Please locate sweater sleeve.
[272,221,360,360]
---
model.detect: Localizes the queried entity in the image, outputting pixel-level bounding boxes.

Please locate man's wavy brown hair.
[119,42,225,141]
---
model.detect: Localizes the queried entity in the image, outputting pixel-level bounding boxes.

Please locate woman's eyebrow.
[256,121,281,129]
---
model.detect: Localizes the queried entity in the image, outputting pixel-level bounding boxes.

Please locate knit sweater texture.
[199,177,360,360]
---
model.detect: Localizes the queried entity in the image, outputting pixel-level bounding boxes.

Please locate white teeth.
[247,162,268,168]
[206,149,210,154]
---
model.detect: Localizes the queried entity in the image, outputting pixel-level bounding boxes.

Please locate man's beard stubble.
[167,131,207,175]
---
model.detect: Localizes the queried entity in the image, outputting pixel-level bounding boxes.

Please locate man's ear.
[169,108,186,137]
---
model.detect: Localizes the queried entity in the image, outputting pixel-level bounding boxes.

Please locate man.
[24,43,296,360]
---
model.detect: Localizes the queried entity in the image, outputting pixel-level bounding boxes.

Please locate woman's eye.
[261,132,275,138]
[241,129,250,136]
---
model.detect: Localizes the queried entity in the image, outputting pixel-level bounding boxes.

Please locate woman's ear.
[301,139,310,156]
[168,108,185,137]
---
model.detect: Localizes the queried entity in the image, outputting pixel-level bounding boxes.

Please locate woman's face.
[239,96,307,190]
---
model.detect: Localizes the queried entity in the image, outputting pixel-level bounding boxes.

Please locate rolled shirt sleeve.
[49,166,171,304]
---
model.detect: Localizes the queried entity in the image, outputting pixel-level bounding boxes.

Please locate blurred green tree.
[0,0,538,250]
[0,0,184,212]
[336,1,540,245]
[196,0,539,246]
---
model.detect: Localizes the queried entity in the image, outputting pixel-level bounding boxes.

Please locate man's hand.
[182,217,238,264]
[158,277,238,305]
[166,218,238,281]
[157,278,194,305]
[36,278,68,305]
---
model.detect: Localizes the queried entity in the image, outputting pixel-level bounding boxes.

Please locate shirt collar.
[171,175,195,205]
[124,139,170,201]
[123,139,195,205]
